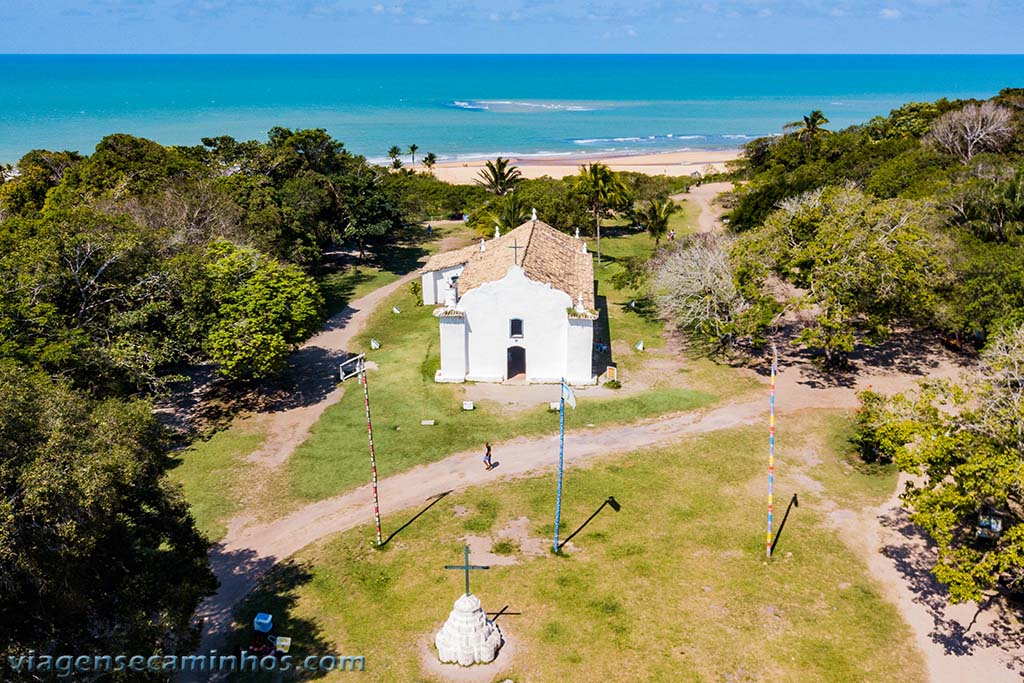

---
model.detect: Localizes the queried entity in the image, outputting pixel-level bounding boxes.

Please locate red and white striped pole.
[359,360,383,546]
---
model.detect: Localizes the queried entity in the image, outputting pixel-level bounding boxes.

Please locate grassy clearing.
[172,223,478,540]
[277,229,734,507]
[669,197,702,235]
[319,222,475,316]
[594,230,668,372]
[167,423,265,540]
[283,281,713,503]
[231,417,923,683]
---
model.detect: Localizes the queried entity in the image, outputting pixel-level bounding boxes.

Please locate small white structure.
[434,593,502,666]
[420,218,597,385]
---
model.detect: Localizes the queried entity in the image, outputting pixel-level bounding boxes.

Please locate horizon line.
[2,52,1024,57]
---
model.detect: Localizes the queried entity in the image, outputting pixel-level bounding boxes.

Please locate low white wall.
[422,264,465,306]
[566,318,595,385]
[437,316,467,381]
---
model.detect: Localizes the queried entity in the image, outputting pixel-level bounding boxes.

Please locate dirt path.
[245,234,466,468]
[672,181,733,233]
[821,474,1024,682]
[196,396,767,657]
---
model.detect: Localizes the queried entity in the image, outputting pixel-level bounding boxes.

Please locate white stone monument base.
[434,593,503,666]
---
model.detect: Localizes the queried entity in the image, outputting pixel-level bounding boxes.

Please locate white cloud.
[413,15,429,24]
[758,8,772,17]
[625,24,638,37]
[879,7,903,19]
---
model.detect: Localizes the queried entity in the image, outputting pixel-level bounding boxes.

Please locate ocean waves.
[450,99,596,112]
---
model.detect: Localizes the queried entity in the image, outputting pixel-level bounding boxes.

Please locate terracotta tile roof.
[422,242,481,272]
[423,219,594,311]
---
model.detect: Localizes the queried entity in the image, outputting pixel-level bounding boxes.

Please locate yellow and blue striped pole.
[766,344,778,559]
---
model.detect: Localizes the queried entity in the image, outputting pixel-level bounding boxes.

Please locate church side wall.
[437,316,467,382]
[459,271,571,383]
[421,272,436,305]
[566,318,595,385]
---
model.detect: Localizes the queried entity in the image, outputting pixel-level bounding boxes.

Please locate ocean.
[1,54,1022,164]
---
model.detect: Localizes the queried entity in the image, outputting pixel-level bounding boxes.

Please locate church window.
[510,318,524,338]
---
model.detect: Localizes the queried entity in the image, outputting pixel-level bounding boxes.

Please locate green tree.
[475,157,522,196]
[0,364,216,678]
[408,143,419,168]
[853,324,1024,603]
[784,110,831,144]
[203,241,324,379]
[736,186,940,367]
[387,145,403,170]
[634,198,678,245]
[422,152,438,173]
[574,162,629,266]
[484,192,531,235]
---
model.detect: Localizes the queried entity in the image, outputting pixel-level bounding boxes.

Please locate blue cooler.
[253,613,273,633]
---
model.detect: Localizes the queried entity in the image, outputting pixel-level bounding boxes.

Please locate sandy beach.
[429,148,741,184]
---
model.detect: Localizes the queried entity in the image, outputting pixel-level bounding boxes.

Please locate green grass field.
[282,285,716,504]
[168,423,266,540]
[230,417,924,682]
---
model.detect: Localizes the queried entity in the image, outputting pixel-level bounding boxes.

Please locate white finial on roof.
[581,241,588,254]
[575,292,586,313]
[531,207,537,221]
[480,238,486,252]
[574,227,580,239]
[494,225,501,239]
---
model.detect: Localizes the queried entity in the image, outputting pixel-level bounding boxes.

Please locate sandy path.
[244,236,466,468]
[821,475,1024,682]
[672,181,733,233]
[196,396,767,658]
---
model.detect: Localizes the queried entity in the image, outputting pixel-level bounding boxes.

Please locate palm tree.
[475,157,522,196]
[408,144,419,168]
[635,198,679,245]
[422,152,438,174]
[784,110,830,144]
[387,145,402,167]
[486,192,531,234]
[574,162,629,266]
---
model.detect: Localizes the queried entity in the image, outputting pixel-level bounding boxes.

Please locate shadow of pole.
[558,496,621,551]
[380,490,453,547]
[769,493,799,558]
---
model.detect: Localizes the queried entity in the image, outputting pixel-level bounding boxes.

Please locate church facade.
[420,217,597,385]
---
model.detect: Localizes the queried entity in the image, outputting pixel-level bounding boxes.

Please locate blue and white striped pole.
[553,379,566,552]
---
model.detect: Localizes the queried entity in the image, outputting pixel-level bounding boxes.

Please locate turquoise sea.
[1,54,1023,164]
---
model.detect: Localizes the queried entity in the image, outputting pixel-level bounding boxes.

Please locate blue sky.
[1,1,1021,53]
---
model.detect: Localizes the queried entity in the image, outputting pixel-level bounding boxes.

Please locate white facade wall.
[456,267,570,383]
[565,318,595,385]
[437,316,468,382]
[423,265,465,306]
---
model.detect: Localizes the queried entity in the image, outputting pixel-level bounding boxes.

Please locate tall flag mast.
[552,379,576,552]
[766,344,778,559]
[340,354,383,546]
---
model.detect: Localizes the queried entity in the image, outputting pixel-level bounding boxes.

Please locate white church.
[420,215,598,385]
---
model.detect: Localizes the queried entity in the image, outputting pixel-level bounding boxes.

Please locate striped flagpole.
[553,379,566,552]
[766,344,778,559]
[360,361,383,546]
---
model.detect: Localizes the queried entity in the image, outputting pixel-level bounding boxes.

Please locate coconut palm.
[408,143,419,168]
[387,145,402,167]
[486,192,531,234]
[635,198,679,245]
[475,157,522,196]
[784,110,831,144]
[422,152,438,174]
[574,162,629,266]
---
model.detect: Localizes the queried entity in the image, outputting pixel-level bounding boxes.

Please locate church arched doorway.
[506,346,526,381]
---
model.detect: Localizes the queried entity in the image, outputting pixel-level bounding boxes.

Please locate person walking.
[483,443,493,470]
